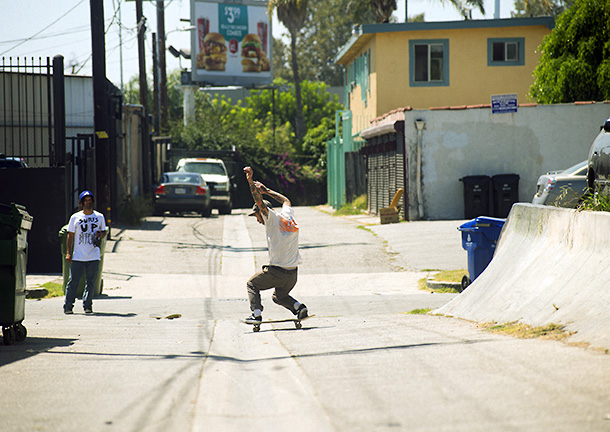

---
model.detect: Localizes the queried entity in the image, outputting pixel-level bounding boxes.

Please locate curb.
[426,279,462,291]
[26,288,50,299]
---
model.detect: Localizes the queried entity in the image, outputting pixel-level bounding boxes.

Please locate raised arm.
[244,166,269,218]
[254,181,291,207]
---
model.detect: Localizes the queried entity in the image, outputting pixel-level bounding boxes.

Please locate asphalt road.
[2,207,610,431]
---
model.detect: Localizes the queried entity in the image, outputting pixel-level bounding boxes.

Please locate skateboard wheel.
[253,325,260,332]
[295,322,302,329]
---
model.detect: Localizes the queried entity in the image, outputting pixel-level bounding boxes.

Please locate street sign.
[491,94,518,114]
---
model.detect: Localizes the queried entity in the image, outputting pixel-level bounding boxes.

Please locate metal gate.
[327,110,365,209]
[360,124,406,218]
[0,56,66,167]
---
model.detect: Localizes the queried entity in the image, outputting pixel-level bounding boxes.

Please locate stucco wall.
[345,21,550,126]
[398,103,610,220]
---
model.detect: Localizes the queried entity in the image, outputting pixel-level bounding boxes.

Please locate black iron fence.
[0,56,65,167]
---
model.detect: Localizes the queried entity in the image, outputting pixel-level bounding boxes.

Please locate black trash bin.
[458,216,505,290]
[459,175,491,219]
[0,203,33,345]
[491,174,520,218]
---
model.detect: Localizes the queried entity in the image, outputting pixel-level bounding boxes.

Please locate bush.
[117,196,152,226]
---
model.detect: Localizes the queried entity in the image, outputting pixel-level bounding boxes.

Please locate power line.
[0,0,88,56]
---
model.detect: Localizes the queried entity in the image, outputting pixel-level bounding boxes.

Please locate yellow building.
[335,17,554,133]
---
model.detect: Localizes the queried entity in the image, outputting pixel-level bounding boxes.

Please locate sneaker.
[245,313,262,324]
[64,309,73,315]
[84,308,93,314]
[296,304,308,320]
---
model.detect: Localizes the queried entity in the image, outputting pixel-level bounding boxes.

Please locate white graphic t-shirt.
[68,210,107,261]
[264,204,302,269]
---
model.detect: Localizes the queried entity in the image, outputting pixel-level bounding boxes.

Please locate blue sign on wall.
[491,94,518,114]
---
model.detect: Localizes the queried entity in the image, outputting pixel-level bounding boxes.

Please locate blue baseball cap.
[79,190,94,201]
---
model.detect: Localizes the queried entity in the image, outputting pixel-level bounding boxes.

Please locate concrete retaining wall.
[435,203,610,351]
[399,103,610,219]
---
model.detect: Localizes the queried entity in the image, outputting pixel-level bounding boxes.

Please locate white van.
[176,158,232,214]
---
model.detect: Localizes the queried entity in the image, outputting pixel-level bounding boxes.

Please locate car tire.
[201,206,212,217]
[153,207,164,217]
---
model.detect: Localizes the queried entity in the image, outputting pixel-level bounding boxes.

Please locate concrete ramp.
[435,203,610,351]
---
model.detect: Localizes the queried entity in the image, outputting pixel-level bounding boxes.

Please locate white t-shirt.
[68,210,107,261]
[264,204,302,269]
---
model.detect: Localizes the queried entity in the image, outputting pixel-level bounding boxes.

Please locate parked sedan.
[0,154,27,168]
[532,160,588,208]
[153,172,212,217]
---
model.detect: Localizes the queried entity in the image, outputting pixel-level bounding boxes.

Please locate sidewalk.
[317,205,467,271]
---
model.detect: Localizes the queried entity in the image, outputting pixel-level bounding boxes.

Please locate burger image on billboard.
[196,32,227,71]
[241,33,270,72]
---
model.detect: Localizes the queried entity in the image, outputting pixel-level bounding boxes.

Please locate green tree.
[297,0,376,85]
[512,0,574,17]
[268,0,308,144]
[530,0,610,103]
[367,0,484,22]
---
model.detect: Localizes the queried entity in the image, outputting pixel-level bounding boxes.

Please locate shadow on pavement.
[0,336,76,367]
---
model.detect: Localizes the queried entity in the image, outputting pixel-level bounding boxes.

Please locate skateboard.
[242,315,314,332]
[149,313,182,320]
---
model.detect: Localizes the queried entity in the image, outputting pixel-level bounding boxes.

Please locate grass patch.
[407,308,432,315]
[578,191,610,212]
[333,194,367,216]
[41,281,64,298]
[481,321,571,341]
[429,269,467,283]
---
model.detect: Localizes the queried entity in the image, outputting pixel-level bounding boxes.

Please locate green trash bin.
[59,225,105,299]
[0,203,33,345]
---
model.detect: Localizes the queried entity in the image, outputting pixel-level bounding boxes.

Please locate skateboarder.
[63,190,107,314]
[243,166,308,323]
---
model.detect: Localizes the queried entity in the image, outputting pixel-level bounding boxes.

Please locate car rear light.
[196,186,207,195]
[543,179,555,193]
[155,185,165,195]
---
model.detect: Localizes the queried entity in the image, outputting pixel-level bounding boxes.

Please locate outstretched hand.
[254,181,269,195]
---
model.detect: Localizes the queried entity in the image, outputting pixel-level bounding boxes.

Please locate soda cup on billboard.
[198,18,210,51]
[257,21,268,54]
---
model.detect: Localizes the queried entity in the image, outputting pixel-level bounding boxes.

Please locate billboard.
[191,0,272,87]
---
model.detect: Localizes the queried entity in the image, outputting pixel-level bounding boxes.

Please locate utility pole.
[90,0,111,224]
[152,32,160,135]
[136,0,152,193]
[157,0,168,133]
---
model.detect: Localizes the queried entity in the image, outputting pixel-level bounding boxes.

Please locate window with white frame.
[409,40,449,87]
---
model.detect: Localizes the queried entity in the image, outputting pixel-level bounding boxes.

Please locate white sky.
[0,0,517,89]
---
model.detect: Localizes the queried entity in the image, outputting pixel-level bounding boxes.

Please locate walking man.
[243,166,308,323]
[64,190,107,314]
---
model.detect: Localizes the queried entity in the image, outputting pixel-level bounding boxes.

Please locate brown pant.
[247,265,298,313]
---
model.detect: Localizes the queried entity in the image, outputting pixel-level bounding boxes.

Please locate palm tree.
[370,0,397,23]
[268,0,308,144]
[370,0,485,22]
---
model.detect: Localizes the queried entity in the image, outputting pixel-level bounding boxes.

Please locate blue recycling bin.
[458,216,505,290]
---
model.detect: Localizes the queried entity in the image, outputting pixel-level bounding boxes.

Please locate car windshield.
[563,161,587,176]
[164,173,201,184]
[181,162,226,176]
